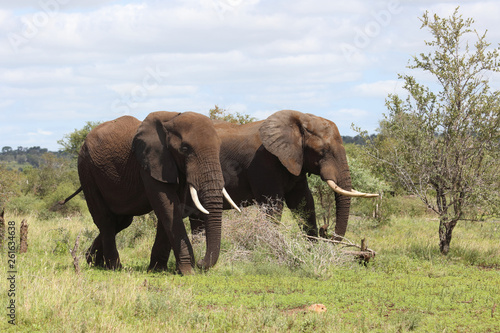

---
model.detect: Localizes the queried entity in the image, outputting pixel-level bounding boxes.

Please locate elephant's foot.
[148,250,171,272]
[86,247,121,270]
[176,263,194,275]
[85,247,105,267]
[148,260,169,272]
[105,257,122,270]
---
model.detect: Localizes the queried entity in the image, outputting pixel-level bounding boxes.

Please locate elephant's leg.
[142,175,195,275]
[93,217,119,269]
[148,221,172,271]
[116,215,134,233]
[86,234,104,267]
[102,215,134,269]
[85,215,133,267]
[285,179,318,237]
[81,184,121,269]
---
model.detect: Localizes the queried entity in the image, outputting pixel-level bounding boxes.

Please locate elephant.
[189,110,378,239]
[73,111,239,274]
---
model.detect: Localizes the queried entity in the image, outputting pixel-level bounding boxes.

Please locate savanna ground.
[1,197,499,332]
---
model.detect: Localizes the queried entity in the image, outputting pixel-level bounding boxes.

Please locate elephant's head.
[133,111,238,269]
[259,110,377,238]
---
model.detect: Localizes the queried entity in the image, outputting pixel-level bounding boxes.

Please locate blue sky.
[1,0,499,151]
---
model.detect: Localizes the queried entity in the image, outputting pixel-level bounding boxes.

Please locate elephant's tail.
[50,187,83,211]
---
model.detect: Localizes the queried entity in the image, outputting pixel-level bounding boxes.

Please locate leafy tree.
[57,121,101,159]
[356,8,500,254]
[0,165,24,207]
[208,105,256,124]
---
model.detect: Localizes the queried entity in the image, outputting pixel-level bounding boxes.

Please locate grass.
[1,201,499,332]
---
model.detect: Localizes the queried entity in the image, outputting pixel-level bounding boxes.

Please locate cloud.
[354,80,403,98]
[28,129,53,136]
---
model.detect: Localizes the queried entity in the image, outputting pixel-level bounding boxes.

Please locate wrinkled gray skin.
[189,110,356,239]
[78,111,225,274]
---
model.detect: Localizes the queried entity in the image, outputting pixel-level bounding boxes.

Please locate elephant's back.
[80,116,142,186]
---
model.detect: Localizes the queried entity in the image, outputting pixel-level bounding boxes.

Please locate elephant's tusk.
[223,188,241,212]
[190,185,210,215]
[326,180,379,198]
[351,189,379,198]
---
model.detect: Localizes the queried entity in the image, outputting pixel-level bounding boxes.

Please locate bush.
[351,194,431,226]
[0,165,24,208]
[208,205,352,277]
[6,193,45,215]
[43,182,87,216]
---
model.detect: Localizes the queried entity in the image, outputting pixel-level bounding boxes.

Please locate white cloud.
[354,80,403,98]
[28,129,53,136]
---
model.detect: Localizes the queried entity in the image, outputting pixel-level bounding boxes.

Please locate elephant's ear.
[259,110,304,176]
[133,111,181,183]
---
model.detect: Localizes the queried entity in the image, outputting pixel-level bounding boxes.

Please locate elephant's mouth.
[189,185,240,214]
[326,180,378,198]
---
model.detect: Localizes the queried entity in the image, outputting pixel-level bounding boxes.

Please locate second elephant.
[189,110,378,239]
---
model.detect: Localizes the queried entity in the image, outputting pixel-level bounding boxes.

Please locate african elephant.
[189,110,377,239]
[75,111,238,274]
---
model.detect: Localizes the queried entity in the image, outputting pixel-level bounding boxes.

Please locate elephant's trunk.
[333,170,352,240]
[196,187,223,270]
[188,155,224,270]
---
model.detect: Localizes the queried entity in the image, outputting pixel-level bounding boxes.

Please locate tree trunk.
[438,217,458,255]
[0,210,4,250]
[20,219,28,253]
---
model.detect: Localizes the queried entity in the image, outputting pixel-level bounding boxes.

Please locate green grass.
[1,204,499,332]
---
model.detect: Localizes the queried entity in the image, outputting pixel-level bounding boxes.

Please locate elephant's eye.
[179,143,192,155]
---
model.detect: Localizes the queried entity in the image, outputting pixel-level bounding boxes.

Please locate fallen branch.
[305,235,375,252]
[305,234,376,263]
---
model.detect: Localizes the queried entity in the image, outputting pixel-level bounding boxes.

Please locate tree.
[208,105,256,124]
[0,165,23,207]
[356,8,500,254]
[57,121,101,159]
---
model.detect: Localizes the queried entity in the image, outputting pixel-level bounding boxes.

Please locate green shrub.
[43,182,86,216]
[6,193,45,215]
[351,195,431,226]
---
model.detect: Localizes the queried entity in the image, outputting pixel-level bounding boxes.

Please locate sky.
[1,0,499,151]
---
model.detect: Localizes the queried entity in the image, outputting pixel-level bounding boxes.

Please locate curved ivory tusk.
[190,185,210,215]
[326,180,379,198]
[223,188,241,212]
[351,189,379,198]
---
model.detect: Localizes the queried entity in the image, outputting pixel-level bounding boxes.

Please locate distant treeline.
[342,135,373,145]
[0,146,69,169]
